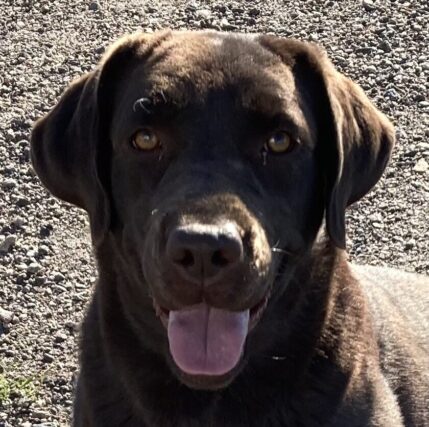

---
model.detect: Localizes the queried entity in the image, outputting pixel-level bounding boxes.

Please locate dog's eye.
[131,129,160,151]
[265,132,294,154]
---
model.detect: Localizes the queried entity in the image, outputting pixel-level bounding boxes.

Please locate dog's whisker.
[158,89,167,103]
[271,247,292,255]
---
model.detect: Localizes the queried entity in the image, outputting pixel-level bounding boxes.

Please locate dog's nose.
[166,223,243,283]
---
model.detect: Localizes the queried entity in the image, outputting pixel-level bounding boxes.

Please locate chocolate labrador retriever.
[31,31,428,426]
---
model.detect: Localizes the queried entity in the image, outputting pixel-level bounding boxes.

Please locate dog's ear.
[31,72,107,244]
[31,32,168,245]
[258,36,395,248]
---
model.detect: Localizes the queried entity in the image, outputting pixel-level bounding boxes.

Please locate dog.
[31,30,429,426]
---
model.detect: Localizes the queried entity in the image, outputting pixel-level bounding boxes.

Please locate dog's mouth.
[153,287,271,384]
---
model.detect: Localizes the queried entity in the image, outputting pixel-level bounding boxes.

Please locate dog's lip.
[174,365,239,390]
[152,286,272,332]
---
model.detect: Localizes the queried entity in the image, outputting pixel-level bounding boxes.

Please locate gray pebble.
[54,332,68,342]
[38,245,50,256]
[43,353,55,363]
[196,9,212,20]
[362,0,376,11]
[404,239,416,250]
[1,178,17,190]
[27,262,41,274]
[88,2,99,11]
[16,197,30,207]
[12,217,26,227]
[53,272,65,282]
[0,307,14,324]
[379,40,392,53]
[31,409,51,419]
[414,158,428,173]
[0,235,16,253]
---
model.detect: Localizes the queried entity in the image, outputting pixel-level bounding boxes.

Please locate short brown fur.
[31,30,428,426]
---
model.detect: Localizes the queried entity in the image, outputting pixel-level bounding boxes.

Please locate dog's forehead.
[149,31,285,78]
[120,31,297,111]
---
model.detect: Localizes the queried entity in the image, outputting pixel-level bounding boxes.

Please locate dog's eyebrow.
[247,109,309,140]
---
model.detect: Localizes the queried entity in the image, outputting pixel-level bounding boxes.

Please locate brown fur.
[31,30,428,426]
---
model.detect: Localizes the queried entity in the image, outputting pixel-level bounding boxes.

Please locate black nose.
[166,223,243,283]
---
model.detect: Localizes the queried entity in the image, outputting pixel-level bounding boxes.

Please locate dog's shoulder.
[351,264,429,424]
[352,264,429,323]
[352,264,429,351]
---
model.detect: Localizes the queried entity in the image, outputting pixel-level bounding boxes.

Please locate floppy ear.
[31,72,110,245]
[258,36,395,248]
[322,69,395,248]
[31,32,168,246]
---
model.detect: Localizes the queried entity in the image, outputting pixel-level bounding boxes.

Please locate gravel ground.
[0,0,428,425]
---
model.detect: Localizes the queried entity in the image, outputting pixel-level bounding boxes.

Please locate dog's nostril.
[174,249,195,268]
[211,249,230,267]
[165,223,243,281]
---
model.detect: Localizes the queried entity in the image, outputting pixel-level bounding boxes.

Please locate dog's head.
[31,31,394,389]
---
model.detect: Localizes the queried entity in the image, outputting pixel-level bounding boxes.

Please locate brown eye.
[266,131,294,153]
[131,128,160,151]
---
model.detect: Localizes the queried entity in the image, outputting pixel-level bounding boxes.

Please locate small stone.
[385,89,399,100]
[53,272,65,282]
[404,239,416,250]
[88,1,99,11]
[54,332,67,343]
[27,262,41,274]
[0,235,16,253]
[66,321,80,331]
[12,216,26,227]
[31,408,51,419]
[40,224,53,237]
[26,249,37,257]
[196,9,212,20]
[34,276,46,285]
[417,142,429,151]
[365,65,377,74]
[1,178,17,190]
[95,46,105,55]
[379,40,392,53]
[5,129,15,141]
[38,245,50,256]
[16,197,30,207]
[248,7,260,16]
[220,18,237,30]
[362,0,376,11]
[419,101,429,108]
[0,307,14,324]
[43,353,55,363]
[413,158,428,173]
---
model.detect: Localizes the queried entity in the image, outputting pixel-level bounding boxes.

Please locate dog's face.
[31,31,394,390]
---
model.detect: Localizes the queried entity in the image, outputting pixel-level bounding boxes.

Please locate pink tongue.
[168,303,249,376]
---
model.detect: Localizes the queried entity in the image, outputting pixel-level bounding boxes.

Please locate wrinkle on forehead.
[117,32,314,143]
[138,32,297,111]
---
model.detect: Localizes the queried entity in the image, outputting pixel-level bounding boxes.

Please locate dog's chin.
[153,285,272,390]
[170,358,243,390]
